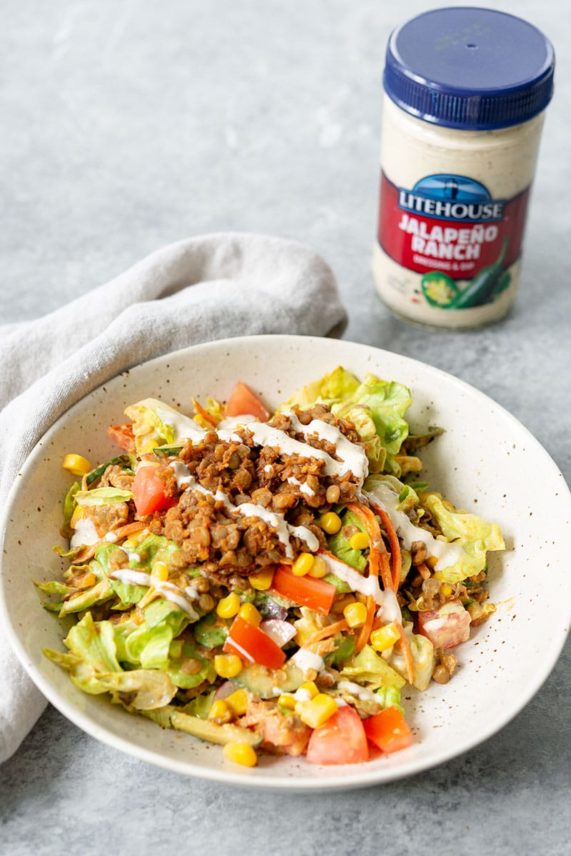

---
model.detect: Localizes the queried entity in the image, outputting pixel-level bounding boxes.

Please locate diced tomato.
[225,382,270,421]
[272,565,335,615]
[363,707,412,754]
[307,706,369,765]
[224,616,286,670]
[417,600,471,650]
[107,423,135,452]
[132,466,176,516]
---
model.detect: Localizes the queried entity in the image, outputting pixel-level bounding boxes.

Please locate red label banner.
[377,172,530,281]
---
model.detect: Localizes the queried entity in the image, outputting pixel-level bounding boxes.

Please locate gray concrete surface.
[1,1,570,854]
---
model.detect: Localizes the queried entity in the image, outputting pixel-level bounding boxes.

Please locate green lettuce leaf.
[327,509,368,571]
[120,599,189,670]
[365,473,420,513]
[423,492,505,583]
[182,690,216,719]
[64,611,121,671]
[125,398,204,454]
[282,367,412,474]
[93,535,182,606]
[193,613,228,649]
[58,579,114,616]
[44,647,176,708]
[63,482,80,523]
[75,487,133,507]
[340,644,405,689]
[282,366,360,408]
[166,642,216,689]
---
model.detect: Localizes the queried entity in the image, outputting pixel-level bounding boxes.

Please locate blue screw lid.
[384,7,555,130]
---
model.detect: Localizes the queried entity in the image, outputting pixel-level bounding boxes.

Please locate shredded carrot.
[355,595,376,653]
[371,503,402,590]
[112,521,146,540]
[346,502,394,592]
[192,398,218,428]
[305,619,348,647]
[397,622,415,685]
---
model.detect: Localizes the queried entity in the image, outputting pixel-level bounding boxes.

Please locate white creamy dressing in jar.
[374,8,554,328]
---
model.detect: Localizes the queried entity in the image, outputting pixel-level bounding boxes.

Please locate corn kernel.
[223,742,257,767]
[152,561,169,581]
[292,552,315,576]
[214,654,243,679]
[297,693,338,728]
[249,568,274,591]
[209,699,232,723]
[332,593,356,615]
[239,602,262,626]
[440,583,453,598]
[278,694,296,711]
[343,601,368,628]
[349,532,370,551]
[319,512,342,535]
[226,688,249,716]
[308,556,328,578]
[299,681,319,699]
[370,622,401,652]
[216,592,241,619]
[62,453,92,476]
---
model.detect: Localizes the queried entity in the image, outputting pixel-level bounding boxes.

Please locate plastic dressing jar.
[373,7,554,328]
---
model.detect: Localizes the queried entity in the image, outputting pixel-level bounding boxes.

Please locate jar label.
[377,172,530,310]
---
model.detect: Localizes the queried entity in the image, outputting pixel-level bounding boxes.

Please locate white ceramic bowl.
[1,335,570,790]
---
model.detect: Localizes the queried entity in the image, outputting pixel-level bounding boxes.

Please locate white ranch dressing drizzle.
[320,552,383,604]
[70,518,100,548]
[111,569,199,619]
[290,647,324,674]
[376,589,402,624]
[337,680,382,705]
[365,482,463,571]
[152,402,207,444]
[285,411,369,485]
[169,461,319,557]
[156,404,367,487]
[287,476,315,498]
[221,416,368,487]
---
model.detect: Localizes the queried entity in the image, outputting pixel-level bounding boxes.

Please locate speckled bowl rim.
[1,335,570,790]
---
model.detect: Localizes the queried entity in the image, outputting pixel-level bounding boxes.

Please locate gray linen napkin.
[0,232,347,762]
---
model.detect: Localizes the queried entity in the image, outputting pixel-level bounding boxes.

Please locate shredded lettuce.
[63,482,80,523]
[119,599,189,670]
[327,509,368,571]
[167,642,216,689]
[283,366,412,474]
[75,487,133,507]
[340,644,405,690]
[423,492,505,583]
[125,398,203,454]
